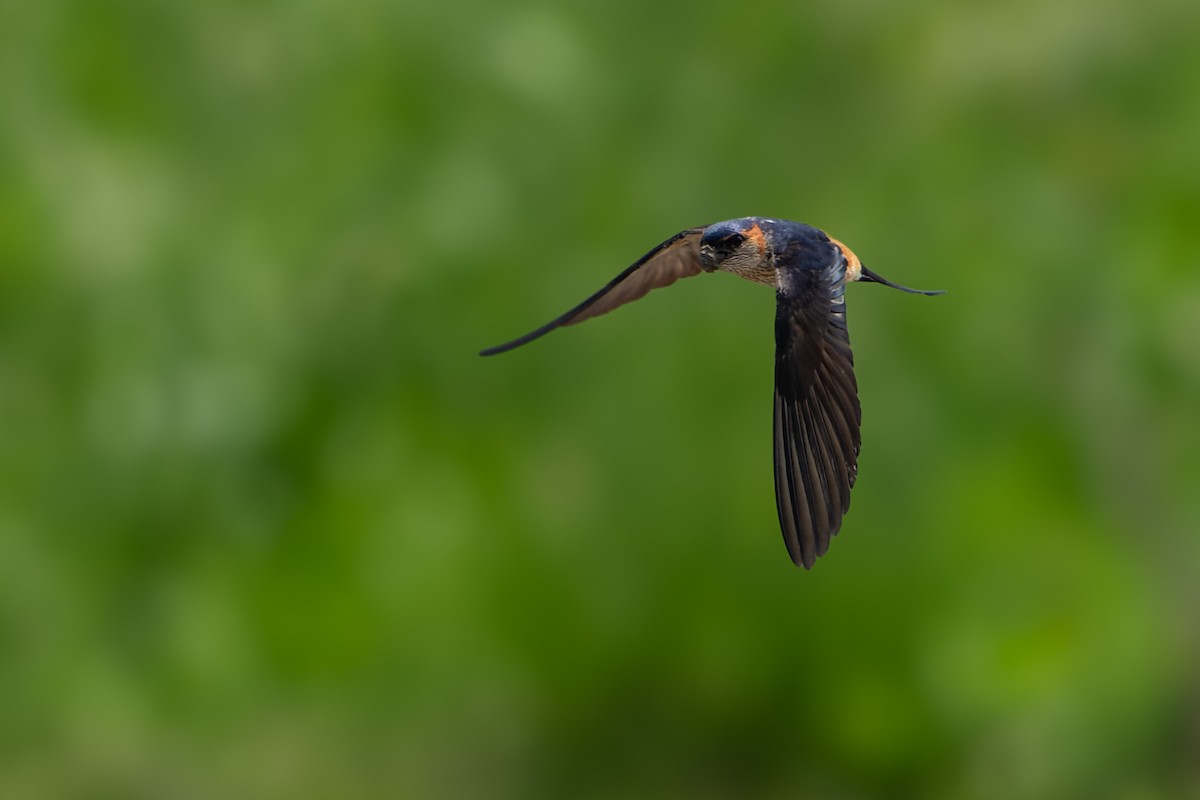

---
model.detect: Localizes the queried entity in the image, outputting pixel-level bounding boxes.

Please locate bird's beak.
[859,265,945,296]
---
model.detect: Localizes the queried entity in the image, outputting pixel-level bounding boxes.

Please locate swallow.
[481,218,944,568]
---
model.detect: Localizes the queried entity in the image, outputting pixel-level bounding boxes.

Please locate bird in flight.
[481,218,943,568]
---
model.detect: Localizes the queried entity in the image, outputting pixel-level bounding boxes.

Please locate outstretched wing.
[480,227,705,356]
[772,248,862,569]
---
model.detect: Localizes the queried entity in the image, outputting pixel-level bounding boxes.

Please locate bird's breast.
[720,259,777,287]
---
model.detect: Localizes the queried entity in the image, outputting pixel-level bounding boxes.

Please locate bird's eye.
[700,225,751,261]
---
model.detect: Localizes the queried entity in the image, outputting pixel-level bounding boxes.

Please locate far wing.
[480,227,705,356]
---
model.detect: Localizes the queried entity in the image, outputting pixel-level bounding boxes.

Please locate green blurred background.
[3,0,1199,797]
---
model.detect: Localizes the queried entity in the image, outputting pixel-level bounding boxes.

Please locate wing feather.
[772,249,863,568]
[480,228,705,356]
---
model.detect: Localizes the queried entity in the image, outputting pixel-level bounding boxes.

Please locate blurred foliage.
[2,0,1199,797]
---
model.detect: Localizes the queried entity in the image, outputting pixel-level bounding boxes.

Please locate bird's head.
[698,218,772,273]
